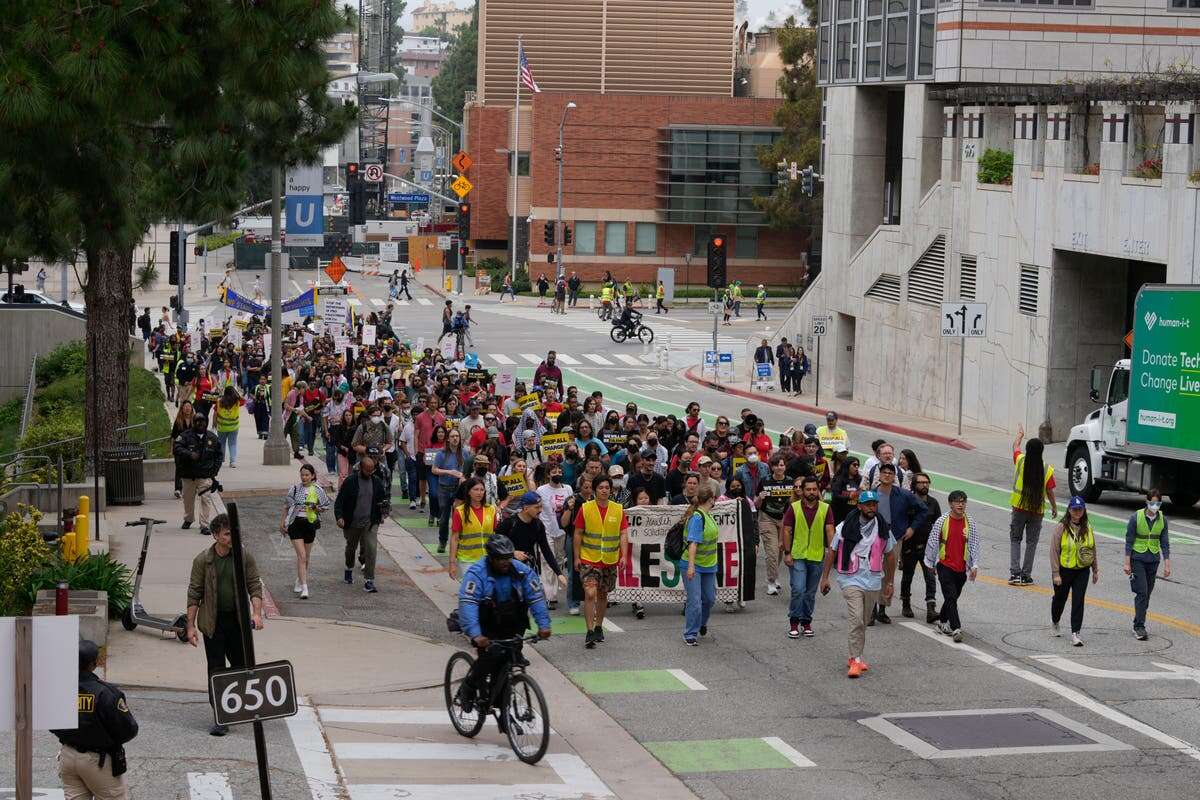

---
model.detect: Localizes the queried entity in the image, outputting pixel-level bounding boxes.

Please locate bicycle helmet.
[484,534,515,559]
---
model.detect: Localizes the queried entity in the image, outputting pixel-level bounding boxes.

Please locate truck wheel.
[1067,446,1101,503]
[1170,491,1198,511]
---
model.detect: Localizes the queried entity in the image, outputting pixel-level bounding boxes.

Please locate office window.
[1172,0,1200,6]
[694,225,712,256]
[604,222,627,256]
[917,0,936,78]
[885,0,909,80]
[985,0,1091,4]
[575,222,596,255]
[734,227,759,258]
[635,223,657,255]
[506,152,530,176]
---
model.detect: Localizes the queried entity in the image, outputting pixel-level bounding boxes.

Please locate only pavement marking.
[644,737,815,773]
[187,773,232,800]
[568,668,707,694]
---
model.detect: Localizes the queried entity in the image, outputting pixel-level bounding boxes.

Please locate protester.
[923,490,979,642]
[280,464,330,600]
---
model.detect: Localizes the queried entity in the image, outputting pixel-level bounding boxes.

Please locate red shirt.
[940,516,968,572]
[451,505,487,534]
[413,411,447,453]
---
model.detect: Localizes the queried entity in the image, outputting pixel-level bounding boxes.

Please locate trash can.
[103,443,146,505]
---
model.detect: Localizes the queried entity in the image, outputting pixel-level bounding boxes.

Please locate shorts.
[580,563,618,593]
[288,518,318,543]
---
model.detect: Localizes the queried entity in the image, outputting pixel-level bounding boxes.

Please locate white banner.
[609,500,747,604]
[439,335,456,359]
[362,324,376,346]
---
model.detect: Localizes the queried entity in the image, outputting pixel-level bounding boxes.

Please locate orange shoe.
[858,658,870,672]
[847,659,864,678]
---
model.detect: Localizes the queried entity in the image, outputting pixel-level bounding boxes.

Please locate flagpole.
[510,37,522,283]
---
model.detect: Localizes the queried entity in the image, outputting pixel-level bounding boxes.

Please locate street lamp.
[555,101,576,282]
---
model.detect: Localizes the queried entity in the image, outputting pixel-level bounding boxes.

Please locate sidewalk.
[683,366,1017,456]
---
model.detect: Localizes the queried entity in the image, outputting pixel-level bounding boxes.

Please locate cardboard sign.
[496,368,516,397]
[465,368,490,384]
[500,473,528,495]
[323,297,349,327]
[362,324,377,346]
[518,392,542,412]
[603,432,628,449]
[539,433,571,458]
[439,336,456,360]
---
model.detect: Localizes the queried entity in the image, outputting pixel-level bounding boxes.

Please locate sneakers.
[364,580,378,593]
[1019,575,1034,586]
[548,600,557,611]
[847,659,865,679]
[174,490,182,499]
[788,622,801,639]
[875,609,892,625]
[683,637,698,647]
[938,621,952,635]
[593,625,605,643]
[209,723,229,737]
[343,569,353,585]
[409,501,418,511]
[765,582,780,595]
[634,604,646,619]
[585,629,597,649]
[802,624,814,638]
[300,585,309,600]
[901,600,914,618]
[1008,573,1021,585]
[926,602,937,624]
[436,543,446,554]
[182,520,193,530]
[1051,621,1061,637]
[1134,626,1149,641]
[294,581,303,594]
[1071,632,1084,647]
[199,526,211,537]
[699,625,708,637]
[952,629,964,643]
[568,606,581,616]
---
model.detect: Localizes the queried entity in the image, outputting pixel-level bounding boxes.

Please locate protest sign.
[439,336,456,360]
[362,324,376,346]
[500,473,528,496]
[496,368,516,397]
[539,433,571,458]
[518,392,542,412]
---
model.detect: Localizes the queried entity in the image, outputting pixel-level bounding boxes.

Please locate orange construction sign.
[325,256,347,284]
[1124,330,1133,350]
[451,151,473,174]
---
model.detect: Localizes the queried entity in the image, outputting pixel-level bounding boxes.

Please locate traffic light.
[457,202,471,239]
[543,221,555,246]
[346,162,359,183]
[801,166,815,197]
[706,235,727,289]
[169,230,181,286]
[563,225,572,246]
[346,162,366,225]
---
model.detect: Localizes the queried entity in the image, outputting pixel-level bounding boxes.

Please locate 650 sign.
[209,660,298,726]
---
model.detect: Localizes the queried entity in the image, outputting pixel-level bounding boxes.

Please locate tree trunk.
[83,246,134,457]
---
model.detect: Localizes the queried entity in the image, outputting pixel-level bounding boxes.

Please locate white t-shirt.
[369,388,393,403]
[536,483,574,539]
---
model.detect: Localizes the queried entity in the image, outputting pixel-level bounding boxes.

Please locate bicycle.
[610,317,654,344]
[443,634,551,764]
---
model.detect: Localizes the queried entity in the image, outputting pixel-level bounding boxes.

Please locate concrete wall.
[0,305,87,404]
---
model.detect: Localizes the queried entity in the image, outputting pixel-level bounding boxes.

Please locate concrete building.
[736,25,786,99]
[411,1,473,34]
[774,0,1200,440]
[463,0,806,282]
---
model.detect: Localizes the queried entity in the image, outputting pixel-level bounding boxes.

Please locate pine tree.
[0,0,355,452]
[431,4,479,126]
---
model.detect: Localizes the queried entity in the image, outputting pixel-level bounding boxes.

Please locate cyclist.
[457,534,552,710]
[614,302,642,336]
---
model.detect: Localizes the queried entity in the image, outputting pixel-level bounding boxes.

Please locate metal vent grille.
[960,255,978,301]
[1019,264,1039,316]
[865,274,902,303]
[906,235,946,306]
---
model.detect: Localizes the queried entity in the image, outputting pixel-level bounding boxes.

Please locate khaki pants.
[60,744,128,800]
[842,585,880,660]
[181,477,223,527]
[759,517,781,584]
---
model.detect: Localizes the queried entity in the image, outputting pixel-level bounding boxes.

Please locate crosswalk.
[484,351,654,368]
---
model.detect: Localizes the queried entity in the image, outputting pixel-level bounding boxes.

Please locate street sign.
[451,175,473,198]
[379,241,399,262]
[940,302,987,337]
[324,256,347,284]
[420,169,434,183]
[437,236,452,251]
[387,192,430,204]
[452,151,473,173]
[284,163,325,247]
[812,315,831,336]
[323,297,349,328]
[707,301,723,315]
[209,660,298,726]
[363,163,384,183]
[756,362,772,378]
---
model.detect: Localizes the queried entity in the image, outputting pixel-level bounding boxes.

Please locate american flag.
[519,44,541,93]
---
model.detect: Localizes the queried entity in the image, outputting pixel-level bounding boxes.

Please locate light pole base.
[262,436,291,466]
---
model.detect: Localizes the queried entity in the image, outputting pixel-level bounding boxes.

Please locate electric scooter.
[120,517,189,642]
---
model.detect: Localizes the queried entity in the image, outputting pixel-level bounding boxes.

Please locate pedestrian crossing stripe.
[613,353,642,365]
[348,298,362,306]
[477,353,656,368]
[488,353,517,364]
[582,353,613,365]
[568,668,707,694]
[644,737,816,772]
[370,298,384,306]
[519,353,543,364]
[554,353,581,365]
[416,298,433,305]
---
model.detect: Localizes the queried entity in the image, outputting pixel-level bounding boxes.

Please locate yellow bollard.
[73,495,90,559]
[444,276,453,293]
[60,530,76,562]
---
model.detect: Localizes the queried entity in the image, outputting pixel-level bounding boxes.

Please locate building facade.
[774,0,1200,439]
[463,0,805,282]
[411,1,473,34]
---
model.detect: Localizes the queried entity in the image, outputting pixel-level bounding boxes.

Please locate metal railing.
[19,353,37,438]
[0,422,153,485]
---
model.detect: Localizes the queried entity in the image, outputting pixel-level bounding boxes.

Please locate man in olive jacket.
[185,513,263,737]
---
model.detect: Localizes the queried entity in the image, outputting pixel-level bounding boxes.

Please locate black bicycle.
[443,634,551,764]
[610,316,654,344]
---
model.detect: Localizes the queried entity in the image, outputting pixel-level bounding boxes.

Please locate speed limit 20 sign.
[209,660,298,726]
[811,315,830,336]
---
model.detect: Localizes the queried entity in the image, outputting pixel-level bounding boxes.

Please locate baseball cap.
[826,411,838,420]
[1068,495,1087,510]
[608,465,625,477]
[697,455,713,466]
[858,490,879,504]
[803,423,818,436]
[520,491,541,505]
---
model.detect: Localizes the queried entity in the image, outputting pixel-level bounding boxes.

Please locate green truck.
[1065,284,1200,509]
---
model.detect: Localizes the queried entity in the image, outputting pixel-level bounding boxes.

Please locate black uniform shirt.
[51,672,138,753]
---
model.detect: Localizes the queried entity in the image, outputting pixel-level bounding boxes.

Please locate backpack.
[664,512,689,562]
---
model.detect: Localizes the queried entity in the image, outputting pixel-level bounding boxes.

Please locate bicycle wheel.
[636,325,654,344]
[503,673,550,764]
[444,652,486,737]
[610,326,628,343]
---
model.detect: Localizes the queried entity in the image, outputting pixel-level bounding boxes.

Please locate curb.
[682,367,975,451]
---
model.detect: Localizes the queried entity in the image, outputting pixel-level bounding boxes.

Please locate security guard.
[51,640,138,800]
[456,535,552,710]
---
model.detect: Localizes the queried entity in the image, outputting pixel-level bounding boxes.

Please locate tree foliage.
[0,0,356,451]
[754,5,822,235]
[431,3,479,126]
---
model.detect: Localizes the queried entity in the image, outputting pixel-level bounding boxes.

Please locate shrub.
[1190,169,1200,184]
[21,552,134,619]
[134,257,159,291]
[1133,157,1162,179]
[17,412,86,481]
[479,257,530,293]
[1082,163,1101,176]
[977,149,1014,185]
[0,506,53,616]
[36,340,86,388]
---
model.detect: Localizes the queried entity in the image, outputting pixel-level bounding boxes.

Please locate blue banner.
[220,287,266,316]
[282,287,317,318]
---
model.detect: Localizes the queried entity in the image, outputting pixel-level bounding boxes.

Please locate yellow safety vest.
[1058,523,1095,569]
[1132,509,1164,555]
[937,514,972,563]
[601,286,614,302]
[691,510,719,569]
[818,426,847,454]
[215,403,240,433]
[580,500,624,565]
[1009,454,1054,513]
[789,501,829,561]
[656,284,665,299]
[455,504,497,563]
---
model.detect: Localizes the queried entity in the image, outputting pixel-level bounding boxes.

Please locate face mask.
[475,466,487,475]
[1147,501,1161,514]
[612,477,626,489]
[371,415,382,423]
[728,487,744,498]
[550,473,563,484]
[747,453,759,463]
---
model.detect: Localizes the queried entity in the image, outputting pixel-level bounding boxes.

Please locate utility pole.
[555,102,576,282]
[263,166,290,465]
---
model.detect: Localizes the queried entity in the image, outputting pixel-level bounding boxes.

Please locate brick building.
[461,0,806,285]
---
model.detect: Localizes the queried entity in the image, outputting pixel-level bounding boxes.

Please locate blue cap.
[1068,495,1087,510]
[520,491,541,505]
[858,490,879,504]
[803,423,818,436]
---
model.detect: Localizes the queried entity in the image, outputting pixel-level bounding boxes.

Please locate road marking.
[286,699,343,800]
[582,353,614,365]
[1031,654,1200,682]
[569,668,706,694]
[0,792,63,799]
[976,574,1200,639]
[666,668,708,690]
[416,297,433,305]
[601,618,623,632]
[394,299,410,306]
[613,353,643,365]
[760,736,818,767]
[519,353,543,364]
[554,353,581,365]
[187,772,232,800]
[344,754,611,800]
[370,298,384,307]
[348,297,362,306]
[336,741,517,759]
[900,621,1200,762]
[320,707,448,725]
[488,353,517,364]
[291,279,303,294]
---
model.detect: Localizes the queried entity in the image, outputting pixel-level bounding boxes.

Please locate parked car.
[1,288,86,314]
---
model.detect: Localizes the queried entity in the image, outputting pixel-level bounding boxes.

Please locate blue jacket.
[878,484,928,537]
[457,557,551,639]
[735,461,771,495]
